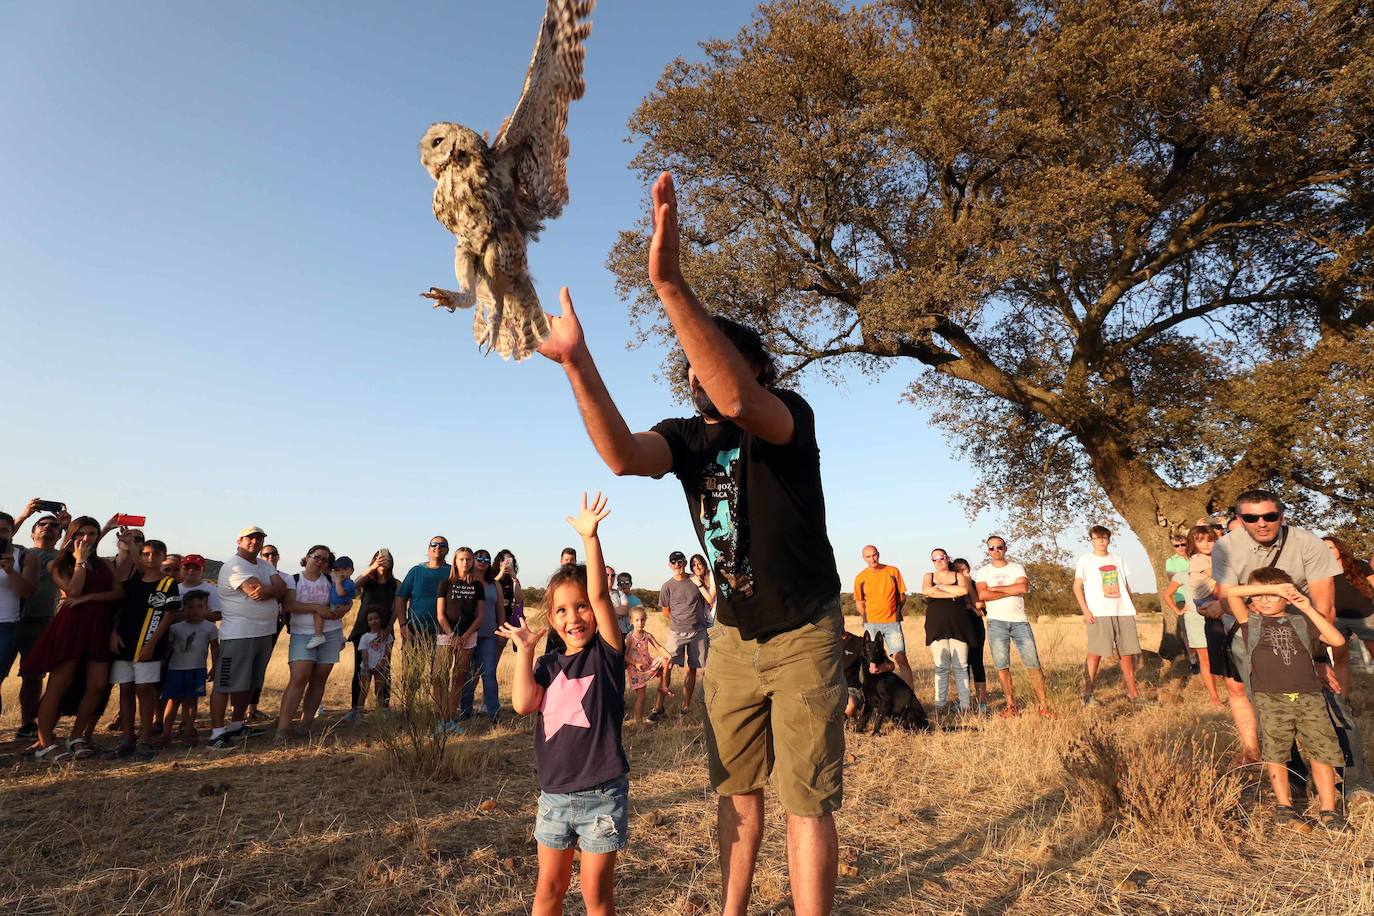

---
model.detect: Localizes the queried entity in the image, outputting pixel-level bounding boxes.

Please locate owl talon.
[422,287,472,313]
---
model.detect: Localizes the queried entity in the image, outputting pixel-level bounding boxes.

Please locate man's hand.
[537,287,589,366]
[648,172,684,291]
[1320,665,1342,693]
[497,619,546,653]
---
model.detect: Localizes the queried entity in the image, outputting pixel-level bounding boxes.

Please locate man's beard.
[691,382,724,421]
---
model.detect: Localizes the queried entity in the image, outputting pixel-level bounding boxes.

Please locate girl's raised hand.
[566,492,611,539]
[498,619,546,652]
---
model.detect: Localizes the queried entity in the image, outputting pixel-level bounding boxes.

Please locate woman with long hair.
[344,548,398,721]
[951,558,990,713]
[21,516,126,761]
[495,549,525,653]
[1324,534,1374,695]
[460,548,504,724]
[689,554,717,628]
[434,547,484,734]
[274,545,347,744]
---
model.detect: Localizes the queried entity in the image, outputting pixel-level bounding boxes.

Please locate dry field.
[2,613,1372,915]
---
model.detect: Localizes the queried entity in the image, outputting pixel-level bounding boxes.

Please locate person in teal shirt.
[397,537,450,638]
[1165,535,1189,605]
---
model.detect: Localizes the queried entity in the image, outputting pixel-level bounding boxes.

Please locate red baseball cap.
[181,554,206,568]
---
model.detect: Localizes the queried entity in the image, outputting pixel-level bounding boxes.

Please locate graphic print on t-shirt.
[540,668,594,738]
[699,446,754,598]
[1099,565,1120,599]
[1261,620,1299,665]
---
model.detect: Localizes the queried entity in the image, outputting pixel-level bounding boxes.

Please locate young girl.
[624,606,672,722]
[435,547,484,736]
[498,493,627,916]
[355,610,393,714]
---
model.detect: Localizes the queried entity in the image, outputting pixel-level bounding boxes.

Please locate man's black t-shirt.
[443,579,484,633]
[652,387,840,641]
[114,574,181,663]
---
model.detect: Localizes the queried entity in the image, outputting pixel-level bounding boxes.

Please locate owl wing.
[492,0,593,228]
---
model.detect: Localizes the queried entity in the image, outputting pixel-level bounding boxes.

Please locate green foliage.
[610,0,1374,562]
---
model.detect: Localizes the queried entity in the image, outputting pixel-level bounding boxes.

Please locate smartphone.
[35,500,64,513]
[115,514,147,527]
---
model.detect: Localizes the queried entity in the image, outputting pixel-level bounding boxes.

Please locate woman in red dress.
[22,516,125,761]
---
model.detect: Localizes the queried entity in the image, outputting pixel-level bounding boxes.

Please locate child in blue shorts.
[161,591,220,745]
[499,493,628,916]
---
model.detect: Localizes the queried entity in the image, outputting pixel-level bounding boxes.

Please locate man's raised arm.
[538,288,673,478]
[648,173,795,446]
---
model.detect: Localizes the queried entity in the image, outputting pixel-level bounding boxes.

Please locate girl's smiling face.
[548,582,597,650]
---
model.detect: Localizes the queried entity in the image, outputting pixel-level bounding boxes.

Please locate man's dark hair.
[986,534,1007,545]
[144,539,168,555]
[1235,489,1285,511]
[0,511,13,526]
[680,316,779,387]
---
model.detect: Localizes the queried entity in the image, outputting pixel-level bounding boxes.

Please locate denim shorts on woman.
[534,774,629,853]
[288,629,344,664]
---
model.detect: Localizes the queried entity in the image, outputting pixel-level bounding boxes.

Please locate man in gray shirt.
[1213,488,1373,804]
[653,550,710,720]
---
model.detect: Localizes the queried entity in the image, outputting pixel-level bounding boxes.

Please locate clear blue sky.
[0,1,1157,593]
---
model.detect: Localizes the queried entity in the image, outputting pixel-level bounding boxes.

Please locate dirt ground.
[2,613,1371,915]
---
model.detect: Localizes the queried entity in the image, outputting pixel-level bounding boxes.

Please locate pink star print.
[540,669,593,739]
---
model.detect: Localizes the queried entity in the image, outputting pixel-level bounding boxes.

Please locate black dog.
[854,633,930,735]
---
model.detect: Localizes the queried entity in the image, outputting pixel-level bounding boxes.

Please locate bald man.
[853,546,912,688]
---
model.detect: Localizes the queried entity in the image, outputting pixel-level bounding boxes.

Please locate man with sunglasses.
[395,537,451,644]
[974,536,1053,718]
[1213,489,1374,804]
[654,550,711,721]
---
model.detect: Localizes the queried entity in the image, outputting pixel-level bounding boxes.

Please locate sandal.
[35,743,72,763]
[999,704,1021,719]
[1318,809,1352,833]
[68,738,95,760]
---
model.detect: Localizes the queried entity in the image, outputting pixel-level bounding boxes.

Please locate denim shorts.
[987,619,1040,670]
[288,629,344,664]
[534,774,629,853]
[1336,616,1374,642]
[863,621,906,656]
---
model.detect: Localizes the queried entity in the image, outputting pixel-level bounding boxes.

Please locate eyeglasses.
[474,556,491,563]
[1239,511,1281,523]
[429,541,448,549]
[309,554,330,562]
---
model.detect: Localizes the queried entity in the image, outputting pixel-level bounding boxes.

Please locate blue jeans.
[863,621,906,656]
[461,635,501,719]
[987,619,1041,671]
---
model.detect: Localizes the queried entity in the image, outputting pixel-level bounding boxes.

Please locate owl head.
[420,122,491,182]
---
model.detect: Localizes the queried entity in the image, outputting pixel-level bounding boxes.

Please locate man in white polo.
[209,526,287,750]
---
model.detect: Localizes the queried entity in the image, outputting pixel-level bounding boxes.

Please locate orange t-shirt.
[853,565,907,623]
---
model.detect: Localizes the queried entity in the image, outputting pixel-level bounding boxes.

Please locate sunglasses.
[430,541,448,549]
[987,545,1007,552]
[931,557,949,563]
[1239,511,1281,523]
[670,559,686,565]
[474,556,491,563]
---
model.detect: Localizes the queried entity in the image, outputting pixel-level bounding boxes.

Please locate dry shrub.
[1058,720,1242,836]
[373,635,490,781]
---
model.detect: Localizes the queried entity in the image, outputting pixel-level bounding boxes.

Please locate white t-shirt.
[358,631,393,670]
[973,562,1029,623]
[218,554,284,639]
[0,546,24,623]
[289,572,344,636]
[178,582,222,617]
[1074,552,1136,617]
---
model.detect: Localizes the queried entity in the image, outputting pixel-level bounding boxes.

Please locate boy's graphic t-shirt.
[1074,552,1136,617]
[532,633,628,793]
[114,575,181,662]
[167,619,219,671]
[1249,614,1323,695]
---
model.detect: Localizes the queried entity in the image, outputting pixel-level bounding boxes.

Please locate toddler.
[355,609,393,713]
[308,556,355,649]
[624,606,671,722]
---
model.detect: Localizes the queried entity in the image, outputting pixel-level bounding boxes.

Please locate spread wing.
[493,0,593,228]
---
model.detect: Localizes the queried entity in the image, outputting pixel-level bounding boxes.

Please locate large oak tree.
[609,0,1374,615]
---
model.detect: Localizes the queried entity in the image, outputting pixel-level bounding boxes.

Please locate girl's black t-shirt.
[444,579,484,633]
[533,633,628,793]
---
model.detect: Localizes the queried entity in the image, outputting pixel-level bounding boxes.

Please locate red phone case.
[115,514,147,527]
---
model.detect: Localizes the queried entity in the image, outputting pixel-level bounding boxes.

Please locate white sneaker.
[305,635,326,649]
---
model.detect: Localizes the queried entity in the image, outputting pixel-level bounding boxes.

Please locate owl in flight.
[420,0,593,361]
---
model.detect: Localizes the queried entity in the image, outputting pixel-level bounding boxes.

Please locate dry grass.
[2,613,1372,914]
